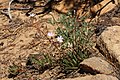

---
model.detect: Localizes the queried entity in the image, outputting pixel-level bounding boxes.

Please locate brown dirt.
[0,0,61,79]
[0,0,120,80]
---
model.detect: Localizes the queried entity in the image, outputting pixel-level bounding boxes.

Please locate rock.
[96,26,120,64]
[111,17,120,25]
[90,0,118,16]
[59,74,118,80]
[118,0,120,4]
[80,57,115,75]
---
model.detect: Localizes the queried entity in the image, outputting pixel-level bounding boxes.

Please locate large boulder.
[59,74,118,80]
[80,57,115,75]
[96,26,120,65]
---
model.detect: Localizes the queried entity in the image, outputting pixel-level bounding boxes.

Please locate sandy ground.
[0,0,120,79]
[0,0,61,79]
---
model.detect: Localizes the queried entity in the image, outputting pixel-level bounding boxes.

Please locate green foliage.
[8,64,20,78]
[49,12,95,73]
[61,50,89,73]
[61,51,88,72]
[28,53,53,68]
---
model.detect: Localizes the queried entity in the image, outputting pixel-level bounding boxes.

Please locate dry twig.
[8,0,14,20]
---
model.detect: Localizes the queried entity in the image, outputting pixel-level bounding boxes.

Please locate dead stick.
[8,0,14,20]
[0,8,31,10]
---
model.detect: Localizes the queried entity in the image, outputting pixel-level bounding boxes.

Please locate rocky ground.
[0,0,120,80]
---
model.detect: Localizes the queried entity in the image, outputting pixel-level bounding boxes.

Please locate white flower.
[47,32,55,37]
[57,36,64,43]
[29,13,36,17]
